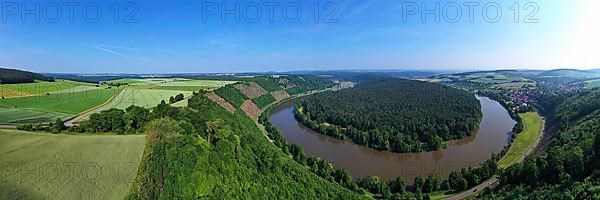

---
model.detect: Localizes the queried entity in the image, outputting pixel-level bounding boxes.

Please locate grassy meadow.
[498,112,543,168]
[0,88,120,115]
[104,88,192,110]
[0,130,145,200]
[585,79,600,89]
[0,80,93,98]
[0,107,73,124]
[155,79,237,91]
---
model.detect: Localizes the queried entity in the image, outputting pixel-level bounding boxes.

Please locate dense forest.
[0,67,54,84]
[296,77,482,152]
[479,88,600,199]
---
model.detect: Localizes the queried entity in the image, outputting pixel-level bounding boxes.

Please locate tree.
[389,176,406,194]
[565,147,585,180]
[124,105,150,132]
[50,118,65,133]
[414,176,425,192]
[424,172,440,193]
[357,176,383,194]
[205,121,219,143]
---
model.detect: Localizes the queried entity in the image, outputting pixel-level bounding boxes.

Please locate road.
[444,119,546,200]
[0,125,17,129]
[64,88,126,127]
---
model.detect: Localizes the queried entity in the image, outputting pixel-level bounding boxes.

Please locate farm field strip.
[0,80,93,98]
[158,79,237,87]
[585,79,600,89]
[0,107,73,125]
[103,88,192,110]
[0,88,120,115]
[498,112,543,168]
[0,130,145,200]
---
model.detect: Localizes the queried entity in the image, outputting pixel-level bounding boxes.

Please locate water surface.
[269,96,515,183]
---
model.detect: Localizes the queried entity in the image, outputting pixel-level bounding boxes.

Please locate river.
[269,96,515,183]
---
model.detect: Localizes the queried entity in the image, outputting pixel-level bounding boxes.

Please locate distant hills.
[537,69,600,78]
[0,67,54,84]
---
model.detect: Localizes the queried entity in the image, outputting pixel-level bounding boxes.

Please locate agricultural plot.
[0,107,72,124]
[0,88,120,115]
[155,80,237,91]
[106,78,189,86]
[105,88,192,110]
[0,80,92,98]
[585,79,600,89]
[0,130,145,200]
[493,82,536,90]
[464,72,530,84]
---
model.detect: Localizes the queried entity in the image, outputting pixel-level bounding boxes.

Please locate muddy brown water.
[269,96,515,184]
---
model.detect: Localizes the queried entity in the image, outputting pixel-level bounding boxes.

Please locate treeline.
[297,77,482,153]
[259,99,499,199]
[0,67,55,84]
[479,89,600,199]
[71,100,187,134]
[17,118,66,133]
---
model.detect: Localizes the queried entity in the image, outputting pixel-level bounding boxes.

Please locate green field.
[107,79,235,92]
[106,78,189,86]
[585,79,600,89]
[105,88,192,110]
[498,112,543,168]
[0,80,92,98]
[0,107,73,124]
[156,79,237,91]
[0,130,145,200]
[0,88,120,115]
[493,82,536,90]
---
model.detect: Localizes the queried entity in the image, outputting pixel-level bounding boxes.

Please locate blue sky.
[0,0,598,73]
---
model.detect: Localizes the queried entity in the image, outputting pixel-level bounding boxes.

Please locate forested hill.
[296,77,482,153]
[479,88,600,199]
[0,67,55,84]
[127,92,364,199]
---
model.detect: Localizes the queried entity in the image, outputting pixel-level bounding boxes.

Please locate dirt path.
[444,119,546,200]
[0,125,16,129]
[64,87,127,127]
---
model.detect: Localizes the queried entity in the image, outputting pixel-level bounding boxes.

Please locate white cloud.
[94,46,126,57]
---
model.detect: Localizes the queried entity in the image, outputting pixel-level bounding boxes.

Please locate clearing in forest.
[240,100,260,118]
[206,92,236,113]
[271,90,290,101]
[234,82,267,99]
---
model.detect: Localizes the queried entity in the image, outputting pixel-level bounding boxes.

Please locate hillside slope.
[479,89,600,199]
[0,67,54,84]
[127,93,365,199]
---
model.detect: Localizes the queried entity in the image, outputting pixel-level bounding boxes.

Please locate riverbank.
[269,96,514,183]
[442,112,545,200]
[497,112,544,168]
